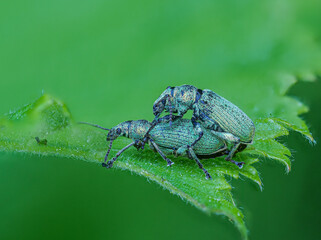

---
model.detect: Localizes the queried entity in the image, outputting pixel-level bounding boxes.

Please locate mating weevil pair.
[143,85,255,163]
[81,85,255,179]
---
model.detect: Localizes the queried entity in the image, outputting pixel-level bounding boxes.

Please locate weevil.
[143,85,255,162]
[80,115,243,179]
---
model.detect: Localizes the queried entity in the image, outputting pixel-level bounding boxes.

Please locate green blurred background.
[0,1,320,239]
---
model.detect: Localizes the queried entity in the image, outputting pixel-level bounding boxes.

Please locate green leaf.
[1,1,320,239]
[0,90,314,240]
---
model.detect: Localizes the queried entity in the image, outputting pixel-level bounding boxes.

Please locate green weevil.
[80,115,241,179]
[142,85,255,163]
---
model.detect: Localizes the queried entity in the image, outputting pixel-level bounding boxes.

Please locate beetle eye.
[116,128,121,134]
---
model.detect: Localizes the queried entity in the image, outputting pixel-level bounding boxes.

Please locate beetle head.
[107,121,131,141]
[153,86,173,117]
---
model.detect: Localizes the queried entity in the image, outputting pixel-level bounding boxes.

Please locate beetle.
[142,85,255,163]
[80,115,244,179]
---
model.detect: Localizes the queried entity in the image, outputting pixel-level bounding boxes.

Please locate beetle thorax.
[167,85,197,115]
[128,120,152,141]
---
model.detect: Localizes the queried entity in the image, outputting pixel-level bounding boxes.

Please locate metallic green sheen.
[149,118,226,157]
[153,85,255,144]
[107,118,226,158]
[199,89,255,143]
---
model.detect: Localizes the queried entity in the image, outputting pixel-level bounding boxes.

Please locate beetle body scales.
[80,116,233,179]
[198,89,255,144]
[150,118,226,157]
[151,85,255,161]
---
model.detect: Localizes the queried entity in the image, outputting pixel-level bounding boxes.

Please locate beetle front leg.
[187,146,212,180]
[140,118,158,150]
[141,115,183,150]
[225,140,240,160]
[133,139,144,150]
[102,141,136,168]
[149,138,174,167]
[157,114,182,124]
[102,140,114,167]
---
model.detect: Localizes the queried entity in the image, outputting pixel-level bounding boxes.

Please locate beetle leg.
[149,138,174,167]
[102,141,136,169]
[208,131,244,167]
[133,139,143,149]
[141,114,173,149]
[187,147,212,180]
[176,145,188,156]
[228,158,245,168]
[190,115,204,148]
[209,131,240,149]
[167,95,173,126]
[102,140,114,167]
[210,131,239,143]
[225,140,240,161]
[158,114,182,123]
[225,143,245,168]
[140,118,158,149]
[141,115,182,150]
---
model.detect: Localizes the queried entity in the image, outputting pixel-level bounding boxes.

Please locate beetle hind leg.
[229,159,245,168]
[224,141,245,168]
[208,131,245,168]
[210,131,240,157]
[225,140,241,161]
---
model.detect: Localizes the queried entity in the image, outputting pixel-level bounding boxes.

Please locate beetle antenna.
[78,121,110,131]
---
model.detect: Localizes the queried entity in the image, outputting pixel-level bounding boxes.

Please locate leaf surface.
[1,1,321,239]
[0,92,314,239]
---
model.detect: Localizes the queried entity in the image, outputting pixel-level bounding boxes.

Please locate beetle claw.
[102,162,107,168]
[167,160,174,167]
[102,160,114,168]
[205,172,212,180]
[237,162,245,169]
[140,137,148,150]
[106,160,114,168]
[226,158,245,169]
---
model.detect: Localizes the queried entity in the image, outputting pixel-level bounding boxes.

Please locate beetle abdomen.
[150,119,226,155]
[198,90,255,143]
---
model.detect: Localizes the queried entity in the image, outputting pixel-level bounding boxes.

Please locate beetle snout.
[107,131,118,141]
[106,133,113,141]
[153,105,159,116]
[154,97,168,116]
[153,103,164,117]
